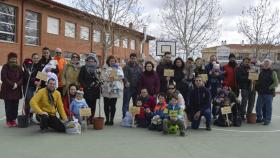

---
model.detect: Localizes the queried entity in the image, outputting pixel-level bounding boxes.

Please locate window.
[131,39,136,50]
[0,3,16,42]
[47,17,59,35]
[114,34,120,47]
[123,37,128,48]
[65,22,75,38]
[277,53,280,61]
[25,11,40,45]
[80,26,89,40]
[93,30,100,43]
[105,32,111,44]
[237,53,249,60]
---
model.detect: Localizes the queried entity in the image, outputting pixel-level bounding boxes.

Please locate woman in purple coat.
[139,61,160,97]
[0,52,23,127]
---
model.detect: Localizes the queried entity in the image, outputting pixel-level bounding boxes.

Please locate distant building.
[202,43,280,63]
[0,0,155,65]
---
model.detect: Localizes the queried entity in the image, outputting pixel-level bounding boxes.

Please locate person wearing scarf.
[62,53,81,96]
[138,61,160,97]
[0,52,23,127]
[30,78,67,133]
[78,53,101,122]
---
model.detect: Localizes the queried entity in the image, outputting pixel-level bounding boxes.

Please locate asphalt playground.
[0,95,279,158]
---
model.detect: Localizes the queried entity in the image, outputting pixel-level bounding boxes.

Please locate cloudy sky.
[54,0,280,47]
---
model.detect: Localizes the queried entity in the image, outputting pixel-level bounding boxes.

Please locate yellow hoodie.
[30,88,67,120]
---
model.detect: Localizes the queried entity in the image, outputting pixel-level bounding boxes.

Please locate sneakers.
[6,120,17,127]
[263,122,270,125]
[180,131,186,137]
[256,119,264,123]
[206,126,212,131]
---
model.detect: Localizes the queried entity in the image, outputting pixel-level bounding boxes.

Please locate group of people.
[0,48,278,136]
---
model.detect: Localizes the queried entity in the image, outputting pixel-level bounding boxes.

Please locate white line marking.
[212,128,280,133]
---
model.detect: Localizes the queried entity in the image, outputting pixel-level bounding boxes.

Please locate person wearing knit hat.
[223,52,238,97]
[228,53,236,60]
[0,52,23,127]
[54,47,67,95]
[70,88,89,123]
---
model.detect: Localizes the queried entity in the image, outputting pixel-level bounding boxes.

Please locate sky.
[53,0,280,47]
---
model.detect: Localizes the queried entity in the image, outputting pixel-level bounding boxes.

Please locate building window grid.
[0,3,16,42]
[93,30,101,43]
[80,26,89,40]
[47,17,59,35]
[25,11,40,45]
[65,22,75,38]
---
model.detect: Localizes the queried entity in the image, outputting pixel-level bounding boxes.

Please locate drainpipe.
[90,22,93,53]
[140,25,147,60]
[20,0,25,65]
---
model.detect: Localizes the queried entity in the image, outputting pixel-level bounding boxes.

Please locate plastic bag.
[121,112,132,127]
[65,117,81,134]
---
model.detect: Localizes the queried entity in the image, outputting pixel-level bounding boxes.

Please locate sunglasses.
[195,80,202,82]
[72,56,79,59]
[168,87,175,90]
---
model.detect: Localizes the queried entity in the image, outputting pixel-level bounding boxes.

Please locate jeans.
[122,87,138,118]
[240,89,255,116]
[4,100,19,122]
[36,114,65,132]
[256,94,273,123]
[24,87,36,115]
[191,108,211,129]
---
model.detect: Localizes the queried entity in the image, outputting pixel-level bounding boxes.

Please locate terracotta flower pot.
[93,117,104,130]
[246,113,256,124]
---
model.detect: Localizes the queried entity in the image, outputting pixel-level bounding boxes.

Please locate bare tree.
[238,0,280,59]
[161,0,221,60]
[74,0,146,64]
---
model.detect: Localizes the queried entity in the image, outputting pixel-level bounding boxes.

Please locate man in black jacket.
[236,57,253,120]
[156,52,173,93]
[189,76,212,130]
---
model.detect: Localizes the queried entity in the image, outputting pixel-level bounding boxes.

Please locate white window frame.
[123,37,128,48]
[131,39,136,50]
[114,34,120,47]
[80,26,89,40]
[65,22,75,38]
[47,17,59,35]
[0,3,16,42]
[93,30,100,43]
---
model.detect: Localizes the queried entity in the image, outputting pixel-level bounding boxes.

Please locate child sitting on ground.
[70,89,89,123]
[213,86,241,127]
[162,94,186,136]
[149,93,167,131]
[135,99,152,128]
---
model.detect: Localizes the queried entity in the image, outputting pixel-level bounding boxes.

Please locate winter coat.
[0,64,23,100]
[236,64,251,89]
[189,86,211,111]
[122,61,142,88]
[30,88,67,120]
[62,63,81,96]
[177,78,194,106]
[78,65,101,100]
[138,71,160,96]
[152,101,167,119]
[163,104,184,120]
[54,56,67,87]
[63,94,75,116]
[156,61,173,92]
[70,98,88,117]
[101,65,124,98]
[223,64,237,89]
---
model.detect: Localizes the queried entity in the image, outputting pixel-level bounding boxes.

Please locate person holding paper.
[156,52,174,93]
[236,57,253,120]
[122,53,142,118]
[102,56,124,125]
[30,78,67,133]
[0,52,23,127]
[70,89,88,123]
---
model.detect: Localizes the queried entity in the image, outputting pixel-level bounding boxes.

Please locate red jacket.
[223,64,236,89]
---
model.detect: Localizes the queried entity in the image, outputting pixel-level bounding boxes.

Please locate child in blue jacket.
[70,90,89,123]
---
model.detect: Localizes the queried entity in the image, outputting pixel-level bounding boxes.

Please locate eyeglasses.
[72,56,79,59]
[195,80,202,82]
[168,87,175,90]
